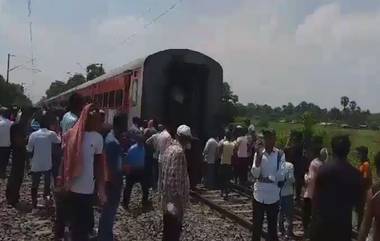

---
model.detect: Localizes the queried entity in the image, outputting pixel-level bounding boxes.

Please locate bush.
[276,132,288,149]
[257,119,269,128]
[369,124,380,131]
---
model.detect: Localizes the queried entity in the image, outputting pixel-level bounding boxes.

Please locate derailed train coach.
[43,49,223,141]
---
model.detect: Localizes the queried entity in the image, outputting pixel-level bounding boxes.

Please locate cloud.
[0,0,379,112]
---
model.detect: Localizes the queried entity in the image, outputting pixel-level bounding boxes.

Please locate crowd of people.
[201,123,380,241]
[0,92,380,241]
[0,93,192,241]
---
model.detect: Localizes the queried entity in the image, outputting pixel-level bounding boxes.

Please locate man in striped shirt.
[160,124,191,241]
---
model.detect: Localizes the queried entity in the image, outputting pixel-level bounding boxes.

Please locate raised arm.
[251,152,261,178]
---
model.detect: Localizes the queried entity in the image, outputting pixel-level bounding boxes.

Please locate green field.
[266,122,380,166]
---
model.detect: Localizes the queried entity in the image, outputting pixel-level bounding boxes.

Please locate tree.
[0,75,32,107]
[328,107,341,120]
[340,96,350,110]
[66,74,86,89]
[302,111,317,148]
[86,64,105,81]
[349,100,357,112]
[282,102,295,115]
[45,80,67,98]
[219,82,239,125]
[221,82,238,104]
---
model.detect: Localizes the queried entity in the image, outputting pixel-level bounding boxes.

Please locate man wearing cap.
[160,124,191,241]
[251,128,286,241]
[0,107,12,178]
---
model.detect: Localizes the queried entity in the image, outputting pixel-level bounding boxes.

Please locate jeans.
[252,199,279,241]
[123,169,149,208]
[6,147,26,205]
[67,192,93,241]
[0,146,11,177]
[98,181,123,241]
[279,195,294,236]
[163,212,182,241]
[31,170,51,207]
[206,163,216,189]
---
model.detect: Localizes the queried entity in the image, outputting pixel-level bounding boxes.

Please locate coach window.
[109,91,115,108]
[95,94,102,106]
[103,92,109,107]
[85,96,91,103]
[115,89,123,107]
[98,94,103,106]
[132,79,138,106]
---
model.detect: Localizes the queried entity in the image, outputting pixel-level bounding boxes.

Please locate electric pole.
[6,53,10,83]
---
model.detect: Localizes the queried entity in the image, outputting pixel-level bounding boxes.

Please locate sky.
[0,0,379,111]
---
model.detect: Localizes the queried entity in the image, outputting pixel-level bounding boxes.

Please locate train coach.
[43,49,223,141]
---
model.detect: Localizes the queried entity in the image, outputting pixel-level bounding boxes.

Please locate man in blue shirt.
[123,133,149,209]
[98,113,128,241]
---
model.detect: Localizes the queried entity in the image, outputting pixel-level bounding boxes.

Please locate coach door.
[128,68,143,127]
[164,62,209,140]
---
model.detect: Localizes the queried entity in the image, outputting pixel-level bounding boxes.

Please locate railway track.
[191,185,253,230]
[191,183,359,240]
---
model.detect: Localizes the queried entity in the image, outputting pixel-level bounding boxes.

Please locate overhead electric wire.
[119,0,184,46]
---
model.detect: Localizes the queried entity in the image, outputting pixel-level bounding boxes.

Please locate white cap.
[177,124,192,138]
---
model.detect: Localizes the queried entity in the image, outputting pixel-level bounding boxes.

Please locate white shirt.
[251,148,286,204]
[220,140,235,165]
[203,138,219,164]
[0,116,12,147]
[60,111,78,134]
[27,128,61,172]
[157,130,172,163]
[70,132,103,194]
[146,133,160,159]
[280,162,295,197]
[236,136,249,158]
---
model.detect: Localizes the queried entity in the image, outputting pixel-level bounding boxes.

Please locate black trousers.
[252,199,279,241]
[303,198,312,233]
[219,164,232,196]
[163,212,182,241]
[123,169,149,207]
[6,148,26,205]
[67,192,93,241]
[0,146,11,177]
[31,171,51,207]
[152,158,159,190]
[54,192,69,239]
[295,176,304,200]
[237,157,249,185]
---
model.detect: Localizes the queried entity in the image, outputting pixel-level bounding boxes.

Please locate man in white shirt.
[0,107,12,178]
[279,150,295,238]
[203,136,219,189]
[251,129,286,241]
[236,129,250,185]
[27,115,61,208]
[55,93,83,239]
[146,124,165,190]
[60,93,84,134]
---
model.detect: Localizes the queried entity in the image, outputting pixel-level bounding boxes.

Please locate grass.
[265,122,380,166]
